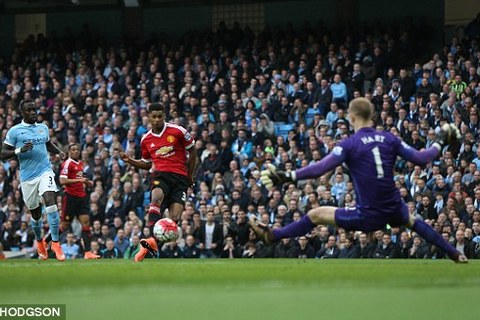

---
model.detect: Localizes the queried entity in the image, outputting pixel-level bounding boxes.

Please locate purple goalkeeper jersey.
[296,127,439,214]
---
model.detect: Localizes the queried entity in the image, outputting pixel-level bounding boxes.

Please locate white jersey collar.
[20,120,37,127]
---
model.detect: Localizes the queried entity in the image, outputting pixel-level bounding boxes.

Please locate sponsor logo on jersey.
[22,137,48,145]
[167,135,175,143]
[156,146,174,156]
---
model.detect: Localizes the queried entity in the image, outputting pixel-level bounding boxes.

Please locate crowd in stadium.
[1,16,480,260]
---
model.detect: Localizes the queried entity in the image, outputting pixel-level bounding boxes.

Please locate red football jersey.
[59,158,86,197]
[140,123,195,176]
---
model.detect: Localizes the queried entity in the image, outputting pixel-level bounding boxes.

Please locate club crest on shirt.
[167,135,175,143]
[332,146,343,156]
[38,129,44,134]
[156,145,174,156]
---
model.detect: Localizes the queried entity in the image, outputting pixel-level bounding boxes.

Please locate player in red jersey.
[59,143,93,241]
[120,103,197,262]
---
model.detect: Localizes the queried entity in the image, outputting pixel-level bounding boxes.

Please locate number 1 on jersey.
[371,146,384,178]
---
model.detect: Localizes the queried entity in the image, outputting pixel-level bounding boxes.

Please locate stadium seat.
[143,191,151,205]
[274,123,294,140]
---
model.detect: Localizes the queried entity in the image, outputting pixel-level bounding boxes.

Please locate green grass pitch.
[1,259,478,320]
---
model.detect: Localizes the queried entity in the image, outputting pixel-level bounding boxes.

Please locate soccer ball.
[153,218,179,242]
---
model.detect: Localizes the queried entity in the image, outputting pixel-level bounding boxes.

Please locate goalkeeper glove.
[260,164,296,189]
[433,123,461,151]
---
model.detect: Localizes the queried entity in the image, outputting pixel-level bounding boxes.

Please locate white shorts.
[21,170,59,210]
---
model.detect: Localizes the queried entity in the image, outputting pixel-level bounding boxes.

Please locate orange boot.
[36,239,48,260]
[134,237,158,262]
[51,241,65,261]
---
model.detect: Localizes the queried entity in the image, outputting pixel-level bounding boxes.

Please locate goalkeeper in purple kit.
[251,97,467,263]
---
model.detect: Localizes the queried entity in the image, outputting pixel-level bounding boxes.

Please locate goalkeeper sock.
[273,214,316,240]
[412,219,458,258]
[148,203,162,235]
[30,218,43,241]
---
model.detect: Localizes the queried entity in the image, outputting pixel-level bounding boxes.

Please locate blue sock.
[30,218,43,241]
[412,219,457,258]
[46,207,60,242]
[273,214,316,240]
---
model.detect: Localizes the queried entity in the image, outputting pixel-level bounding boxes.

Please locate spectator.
[220,236,241,258]
[183,235,200,258]
[397,231,412,258]
[289,236,315,258]
[356,232,374,258]
[330,74,348,108]
[198,211,223,258]
[101,239,122,258]
[61,233,80,259]
[84,241,101,259]
[331,173,347,206]
[231,128,252,162]
[316,235,340,259]
[454,229,473,259]
[161,241,183,258]
[114,229,129,256]
[15,221,34,250]
[241,241,259,258]
[273,238,294,258]
[408,236,430,259]
[338,235,360,258]
[373,234,398,259]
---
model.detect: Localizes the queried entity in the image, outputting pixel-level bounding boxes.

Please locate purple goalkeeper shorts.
[334,202,409,232]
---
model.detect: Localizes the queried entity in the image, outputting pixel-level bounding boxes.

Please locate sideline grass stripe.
[1,260,478,320]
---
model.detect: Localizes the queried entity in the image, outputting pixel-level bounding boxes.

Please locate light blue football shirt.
[4,121,52,182]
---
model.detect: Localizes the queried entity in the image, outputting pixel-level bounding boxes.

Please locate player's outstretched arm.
[260,152,345,189]
[294,152,345,180]
[0,142,33,161]
[119,150,152,170]
[397,124,460,165]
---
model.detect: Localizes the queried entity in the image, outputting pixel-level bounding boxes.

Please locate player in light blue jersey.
[1,100,66,261]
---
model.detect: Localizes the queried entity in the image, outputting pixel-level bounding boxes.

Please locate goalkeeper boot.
[36,239,48,260]
[248,216,276,245]
[135,237,158,262]
[449,251,468,264]
[51,241,65,261]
